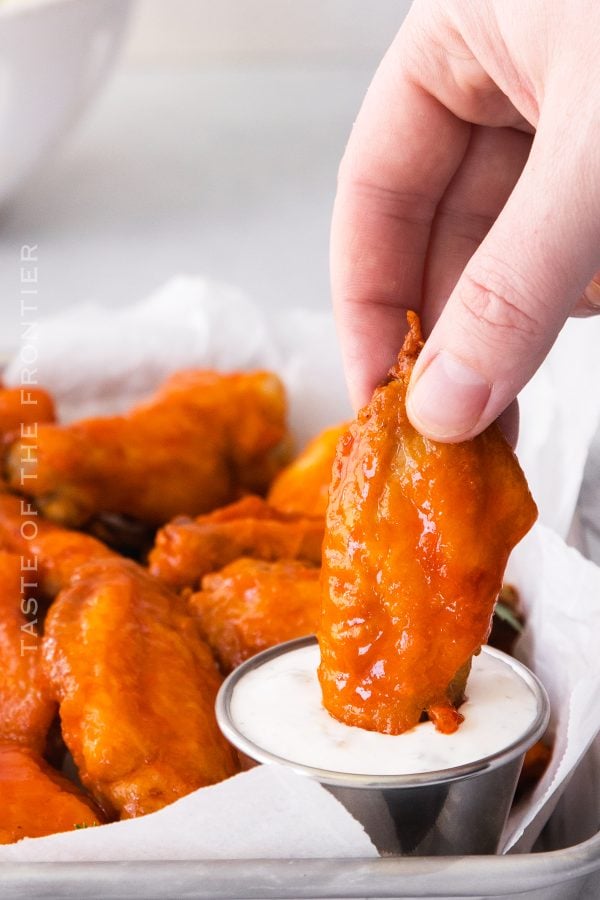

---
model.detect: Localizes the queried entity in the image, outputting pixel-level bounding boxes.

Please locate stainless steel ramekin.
[216,636,550,856]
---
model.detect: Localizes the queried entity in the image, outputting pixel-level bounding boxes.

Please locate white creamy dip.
[230,644,540,775]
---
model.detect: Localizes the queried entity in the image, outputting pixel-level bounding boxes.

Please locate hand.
[331,0,600,442]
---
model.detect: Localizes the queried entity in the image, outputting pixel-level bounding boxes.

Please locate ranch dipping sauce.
[219,637,550,855]
[228,642,541,776]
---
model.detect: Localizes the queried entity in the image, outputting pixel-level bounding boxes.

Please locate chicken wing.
[149,495,323,590]
[42,558,239,818]
[0,493,115,598]
[318,312,537,735]
[0,551,55,751]
[0,745,103,843]
[6,370,289,527]
[189,557,321,673]
[0,551,102,842]
[0,386,55,443]
[268,422,347,517]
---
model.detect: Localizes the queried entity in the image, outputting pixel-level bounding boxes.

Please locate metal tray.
[1,432,598,900]
[1,836,600,900]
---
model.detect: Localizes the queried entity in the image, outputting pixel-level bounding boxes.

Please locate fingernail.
[584,279,600,309]
[407,351,491,439]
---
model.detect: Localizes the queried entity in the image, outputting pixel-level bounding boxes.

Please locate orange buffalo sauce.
[318,313,537,735]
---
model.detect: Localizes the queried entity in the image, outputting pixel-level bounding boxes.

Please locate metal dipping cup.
[216,636,550,857]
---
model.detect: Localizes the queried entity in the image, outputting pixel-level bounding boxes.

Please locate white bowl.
[0,0,133,204]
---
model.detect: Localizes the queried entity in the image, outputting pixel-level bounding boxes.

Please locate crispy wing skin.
[0,552,101,842]
[149,496,324,590]
[0,551,55,752]
[268,423,348,517]
[0,387,55,443]
[6,370,289,527]
[42,559,240,818]
[190,557,321,673]
[0,745,103,843]
[318,313,537,735]
[0,493,115,597]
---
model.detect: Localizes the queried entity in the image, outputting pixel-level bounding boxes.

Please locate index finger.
[331,32,469,409]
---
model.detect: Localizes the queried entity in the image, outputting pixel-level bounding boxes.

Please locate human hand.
[331,0,600,442]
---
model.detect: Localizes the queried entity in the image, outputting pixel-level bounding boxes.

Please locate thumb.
[406,132,600,442]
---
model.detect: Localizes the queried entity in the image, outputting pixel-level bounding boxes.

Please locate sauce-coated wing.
[0,551,55,752]
[0,387,55,443]
[268,423,348,517]
[190,557,321,673]
[42,559,239,818]
[0,493,115,597]
[7,370,288,527]
[0,552,101,842]
[318,313,537,735]
[0,745,103,843]
[149,496,323,590]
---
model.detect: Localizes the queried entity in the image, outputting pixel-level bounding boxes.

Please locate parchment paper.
[2,275,600,860]
[0,767,377,861]
[503,525,600,851]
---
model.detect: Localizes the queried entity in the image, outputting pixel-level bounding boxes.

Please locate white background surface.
[0,0,410,351]
[125,0,409,65]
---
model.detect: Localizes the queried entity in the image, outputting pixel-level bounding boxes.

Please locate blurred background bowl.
[0,0,133,205]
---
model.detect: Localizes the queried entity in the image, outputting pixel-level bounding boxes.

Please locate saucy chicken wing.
[0,386,55,443]
[0,745,103,843]
[0,551,103,842]
[42,558,239,818]
[268,422,347,517]
[149,495,324,591]
[0,493,115,598]
[318,313,537,735]
[6,370,289,527]
[0,551,55,751]
[189,557,321,673]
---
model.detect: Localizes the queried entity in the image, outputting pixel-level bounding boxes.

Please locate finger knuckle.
[336,164,436,231]
[458,262,542,344]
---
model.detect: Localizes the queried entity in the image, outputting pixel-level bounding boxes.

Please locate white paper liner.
[503,525,600,851]
[0,767,377,861]
[2,275,600,861]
